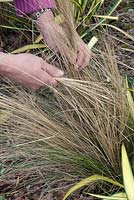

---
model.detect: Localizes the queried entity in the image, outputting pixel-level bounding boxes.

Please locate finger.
[40,70,57,87]
[80,53,91,70]
[30,85,41,91]
[75,48,85,70]
[42,62,64,78]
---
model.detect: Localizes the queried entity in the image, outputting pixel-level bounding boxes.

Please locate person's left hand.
[37,11,91,71]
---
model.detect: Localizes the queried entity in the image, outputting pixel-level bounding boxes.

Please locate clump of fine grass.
[0,38,131,197]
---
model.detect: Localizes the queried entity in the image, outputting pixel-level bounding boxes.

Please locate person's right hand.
[1,53,64,90]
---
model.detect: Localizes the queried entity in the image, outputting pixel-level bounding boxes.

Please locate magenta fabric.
[13,0,56,16]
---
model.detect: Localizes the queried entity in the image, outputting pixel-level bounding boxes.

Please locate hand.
[0,53,64,90]
[37,11,91,70]
[75,35,92,71]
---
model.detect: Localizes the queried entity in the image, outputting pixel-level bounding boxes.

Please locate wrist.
[37,9,55,26]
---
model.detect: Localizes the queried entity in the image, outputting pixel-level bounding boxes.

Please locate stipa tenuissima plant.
[0,38,131,197]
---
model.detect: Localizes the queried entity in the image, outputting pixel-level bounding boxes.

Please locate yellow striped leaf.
[63,175,123,200]
[122,144,134,200]
[126,77,134,120]
[88,192,127,200]
[11,44,46,54]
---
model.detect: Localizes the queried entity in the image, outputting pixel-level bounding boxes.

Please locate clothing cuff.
[14,0,56,16]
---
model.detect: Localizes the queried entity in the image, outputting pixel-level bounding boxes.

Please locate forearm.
[0,52,12,75]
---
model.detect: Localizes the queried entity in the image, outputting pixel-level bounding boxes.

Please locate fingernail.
[55,70,64,77]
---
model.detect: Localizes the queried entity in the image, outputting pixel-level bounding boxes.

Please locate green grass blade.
[0,196,6,200]
[71,0,81,8]
[63,175,123,200]
[122,144,134,200]
[91,0,123,31]
[0,25,35,32]
[81,0,89,12]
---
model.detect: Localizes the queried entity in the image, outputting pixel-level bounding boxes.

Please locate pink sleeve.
[13,0,56,16]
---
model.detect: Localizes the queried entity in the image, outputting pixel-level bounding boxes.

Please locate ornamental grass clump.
[0,39,130,195]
